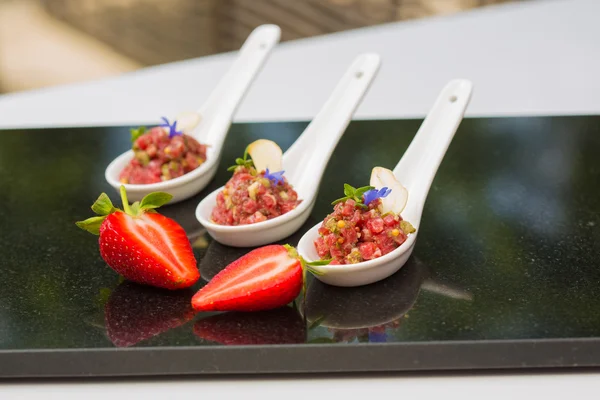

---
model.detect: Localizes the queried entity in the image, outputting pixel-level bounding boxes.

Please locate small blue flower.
[159,116,183,138]
[264,168,286,185]
[363,187,391,205]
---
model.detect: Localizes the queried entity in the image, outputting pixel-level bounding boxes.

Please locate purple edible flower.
[264,168,285,185]
[363,187,391,205]
[159,116,183,138]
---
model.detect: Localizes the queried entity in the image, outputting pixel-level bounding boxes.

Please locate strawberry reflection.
[104,282,195,347]
[194,306,306,345]
[304,257,426,343]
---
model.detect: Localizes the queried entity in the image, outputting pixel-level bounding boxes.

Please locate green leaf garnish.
[331,183,374,208]
[227,146,254,171]
[76,187,175,236]
[304,259,332,267]
[139,192,173,210]
[90,193,117,216]
[75,216,106,235]
[130,126,147,143]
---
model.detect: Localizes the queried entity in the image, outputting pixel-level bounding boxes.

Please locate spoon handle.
[394,79,473,213]
[195,24,281,147]
[284,53,381,192]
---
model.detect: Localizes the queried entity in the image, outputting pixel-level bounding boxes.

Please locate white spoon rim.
[105,149,219,193]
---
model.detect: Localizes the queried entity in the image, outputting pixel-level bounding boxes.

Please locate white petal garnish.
[369,166,408,214]
[247,139,283,173]
[175,111,202,133]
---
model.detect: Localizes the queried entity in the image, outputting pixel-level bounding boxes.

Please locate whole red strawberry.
[191,244,328,312]
[76,186,199,289]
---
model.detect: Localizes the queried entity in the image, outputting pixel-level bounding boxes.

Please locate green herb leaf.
[355,185,374,197]
[305,266,325,276]
[90,193,117,216]
[331,197,347,205]
[130,126,147,143]
[343,183,354,197]
[226,146,255,172]
[304,259,332,266]
[139,192,173,210]
[75,216,107,235]
[331,184,374,207]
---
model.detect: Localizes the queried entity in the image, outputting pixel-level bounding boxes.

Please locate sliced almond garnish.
[246,139,283,173]
[369,166,408,214]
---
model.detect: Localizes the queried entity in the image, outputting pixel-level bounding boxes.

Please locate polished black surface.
[1,116,599,377]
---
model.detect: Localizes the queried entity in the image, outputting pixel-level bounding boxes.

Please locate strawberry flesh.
[100,212,199,290]
[191,244,302,312]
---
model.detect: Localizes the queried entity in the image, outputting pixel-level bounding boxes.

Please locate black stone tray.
[1,116,599,379]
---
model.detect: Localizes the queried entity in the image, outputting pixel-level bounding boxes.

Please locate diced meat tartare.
[119,126,207,184]
[211,166,301,225]
[314,198,415,265]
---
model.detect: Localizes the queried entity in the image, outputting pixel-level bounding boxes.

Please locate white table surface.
[2,0,600,397]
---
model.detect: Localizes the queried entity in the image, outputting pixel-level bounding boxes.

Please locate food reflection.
[305,258,472,343]
[328,319,403,343]
[305,257,425,334]
[104,282,195,347]
[187,227,209,249]
[194,306,306,345]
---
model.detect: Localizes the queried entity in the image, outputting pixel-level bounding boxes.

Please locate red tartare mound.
[211,166,301,225]
[119,127,207,184]
[314,198,415,265]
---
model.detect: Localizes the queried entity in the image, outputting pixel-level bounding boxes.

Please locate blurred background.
[0,0,519,94]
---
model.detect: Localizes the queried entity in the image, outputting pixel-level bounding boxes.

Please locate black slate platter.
[1,116,600,379]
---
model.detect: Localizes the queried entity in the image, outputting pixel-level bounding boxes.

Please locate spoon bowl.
[105,24,281,203]
[196,53,381,247]
[195,189,317,247]
[298,79,473,287]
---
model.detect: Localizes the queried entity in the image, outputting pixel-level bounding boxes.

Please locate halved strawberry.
[76,186,199,290]
[191,244,328,312]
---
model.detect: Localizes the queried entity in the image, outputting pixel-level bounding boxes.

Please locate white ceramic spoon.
[195,53,381,247]
[105,24,281,203]
[297,79,473,287]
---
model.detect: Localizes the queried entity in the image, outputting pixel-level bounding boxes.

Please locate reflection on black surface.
[198,242,255,282]
[305,258,426,329]
[193,307,306,345]
[305,258,473,343]
[104,282,196,347]
[1,117,600,350]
